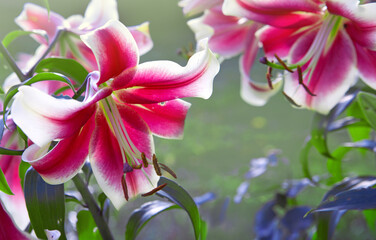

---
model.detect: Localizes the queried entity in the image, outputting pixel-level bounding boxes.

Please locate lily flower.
[11,20,219,208]
[179,0,223,16]
[186,1,281,106]
[223,0,376,114]
[15,0,153,71]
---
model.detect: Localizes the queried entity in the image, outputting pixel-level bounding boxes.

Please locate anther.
[159,163,177,179]
[141,183,168,197]
[282,91,301,107]
[141,152,148,168]
[266,66,273,90]
[133,164,142,169]
[259,56,268,65]
[153,154,162,176]
[121,175,129,201]
[123,163,133,173]
[296,65,316,97]
[274,54,293,73]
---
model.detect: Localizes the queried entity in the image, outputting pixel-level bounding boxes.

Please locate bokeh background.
[1,1,375,239]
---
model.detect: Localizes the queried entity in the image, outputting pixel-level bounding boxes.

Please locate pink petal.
[81,20,139,86]
[89,106,158,209]
[354,43,376,89]
[111,40,220,104]
[80,0,118,31]
[11,86,111,147]
[188,6,258,58]
[15,3,65,45]
[128,99,191,139]
[22,115,95,184]
[284,30,358,114]
[223,0,322,28]
[128,22,154,56]
[257,25,311,59]
[240,25,282,106]
[178,0,223,16]
[0,200,30,240]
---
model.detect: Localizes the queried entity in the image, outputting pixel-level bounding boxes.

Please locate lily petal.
[188,6,256,58]
[128,22,154,56]
[0,200,31,240]
[15,3,65,45]
[11,86,111,147]
[79,0,118,32]
[178,0,222,16]
[284,30,357,114]
[222,0,321,28]
[128,99,191,139]
[354,43,376,89]
[90,106,158,209]
[22,115,94,184]
[111,39,220,104]
[81,20,139,86]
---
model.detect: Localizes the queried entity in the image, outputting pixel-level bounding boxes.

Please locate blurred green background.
[1,1,375,239]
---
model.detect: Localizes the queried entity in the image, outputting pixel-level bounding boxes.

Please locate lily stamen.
[133,164,142,169]
[266,66,273,90]
[282,91,301,107]
[141,183,168,197]
[274,54,293,73]
[121,175,129,201]
[159,163,177,179]
[152,154,162,176]
[141,152,148,168]
[123,163,133,173]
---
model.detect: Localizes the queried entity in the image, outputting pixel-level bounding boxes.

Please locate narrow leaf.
[0,168,13,195]
[24,167,66,239]
[2,30,48,48]
[157,177,203,240]
[357,92,376,130]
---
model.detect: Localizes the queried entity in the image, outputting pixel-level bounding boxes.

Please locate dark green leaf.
[357,92,376,130]
[0,147,23,155]
[157,177,203,240]
[34,58,88,85]
[2,30,48,48]
[18,161,30,189]
[299,138,316,183]
[76,210,101,240]
[125,200,180,240]
[65,194,84,206]
[0,168,13,195]
[363,209,376,236]
[326,147,349,184]
[24,168,66,239]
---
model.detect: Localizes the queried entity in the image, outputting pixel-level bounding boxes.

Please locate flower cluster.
[182,0,376,114]
[0,0,219,231]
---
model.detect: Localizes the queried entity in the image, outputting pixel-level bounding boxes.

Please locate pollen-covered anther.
[152,154,162,176]
[141,183,168,197]
[133,164,142,169]
[141,152,148,168]
[123,163,133,173]
[274,54,293,73]
[159,163,177,179]
[282,91,301,107]
[121,175,129,201]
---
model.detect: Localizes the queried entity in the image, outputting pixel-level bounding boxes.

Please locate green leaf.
[157,177,203,240]
[326,147,349,184]
[357,92,376,130]
[299,138,316,183]
[125,200,180,240]
[0,147,23,155]
[0,168,13,195]
[76,210,102,240]
[363,209,376,236]
[24,167,66,239]
[3,72,76,115]
[18,161,30,189]
[34,58,88,85]
[41,0,50,15]
[311,113,332,158]
[2,30,48,48]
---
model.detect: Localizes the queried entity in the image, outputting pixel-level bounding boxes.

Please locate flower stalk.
[72,174,114,240]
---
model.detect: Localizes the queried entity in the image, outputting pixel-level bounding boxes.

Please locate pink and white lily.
[223,0,376,114]
[15,0,153,72]
[11,20,219,209]
[0,200,32,240]
[186,1,281,106]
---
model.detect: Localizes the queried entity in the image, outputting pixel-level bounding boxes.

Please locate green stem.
[25,29,65,79]
[72,174,114,240]
[0,42,27,81]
